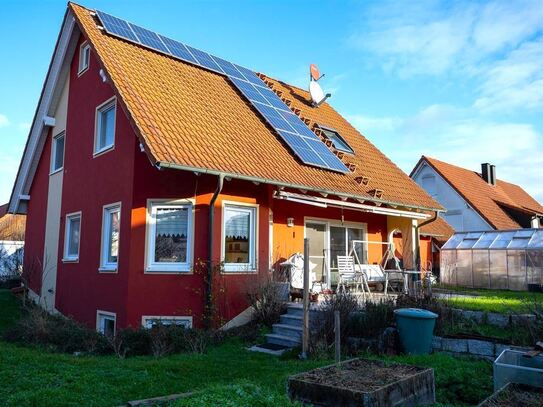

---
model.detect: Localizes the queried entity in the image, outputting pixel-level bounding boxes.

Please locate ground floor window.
[100,203,121,271]
[222,203,257,272]
[142,316,193,329]
[96,311,116,337]
[146,200,193,272]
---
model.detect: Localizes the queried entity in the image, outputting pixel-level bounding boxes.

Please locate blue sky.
[1,0,542,205]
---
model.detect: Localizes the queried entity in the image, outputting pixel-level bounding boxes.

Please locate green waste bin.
[394,308,438,355]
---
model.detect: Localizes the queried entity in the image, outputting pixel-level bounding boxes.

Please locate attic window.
[78,42,91,75]
[318,125,354,154]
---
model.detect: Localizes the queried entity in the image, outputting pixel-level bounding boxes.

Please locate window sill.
[62,257,79,263]
[222,266,257,274]
[77,66,89,77]
[49,167,63,176]
[93,145,114,158]
[99,267,117,273]
[145,267,192,274]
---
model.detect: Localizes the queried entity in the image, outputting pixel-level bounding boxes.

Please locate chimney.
[481,163,496,186]
[490,165,496,186]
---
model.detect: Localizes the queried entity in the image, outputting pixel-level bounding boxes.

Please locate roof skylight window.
[318,125,354,154]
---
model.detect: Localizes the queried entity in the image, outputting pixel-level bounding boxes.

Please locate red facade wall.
[22,130,51,295]
[54,34,136,328]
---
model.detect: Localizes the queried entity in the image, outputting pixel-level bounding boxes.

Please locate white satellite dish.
[309,80,326,105]
[308,64,331,107]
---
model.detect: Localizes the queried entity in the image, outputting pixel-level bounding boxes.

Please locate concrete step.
[265,333,301,348]
[280,314,303,327]
[272,323,303,339]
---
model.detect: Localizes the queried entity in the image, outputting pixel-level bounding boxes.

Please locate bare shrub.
[348,299,396,338]
[149,324,173,358]
[310,292,359,354]
[246,279,286,327]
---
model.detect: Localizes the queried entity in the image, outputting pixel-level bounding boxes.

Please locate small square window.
[100,204,121,271]
[94,99,116,154]
[318,125,354,154]
[97,312,116,337]
[63,212,81,261]
[223,204,257,272]
[78,43,91,74]
[51,132,65,173]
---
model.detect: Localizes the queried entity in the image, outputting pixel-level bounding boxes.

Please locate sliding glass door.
[305,219,367,288]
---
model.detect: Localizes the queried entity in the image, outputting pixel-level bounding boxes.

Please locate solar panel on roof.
[96,10,139,42]
[94,9,349,173]
[129,24,170,53]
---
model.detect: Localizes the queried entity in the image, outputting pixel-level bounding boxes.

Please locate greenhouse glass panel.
[527,251,543,285]
[473,232,499,249]
[508,237,532,249]
[458,237,480,249]
[472,250,490,288]
[489,250,508,289]
[507,250,527,291]
[528,230,543,249]
[442,233,467,249]
[440,250,457,285]
[490,231,516,249]
[456,250,473,287]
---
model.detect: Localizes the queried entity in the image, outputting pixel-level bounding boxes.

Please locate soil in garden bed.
[298,359,422,392]
[480,383,543,407]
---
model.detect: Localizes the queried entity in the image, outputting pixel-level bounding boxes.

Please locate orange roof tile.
[420,215,455,243]
[417,156,543,230]
[71,4,441,212]
[0,204,26,241]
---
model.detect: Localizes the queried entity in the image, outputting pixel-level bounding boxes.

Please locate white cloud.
[349,105,543,202]
[0,114,9,128]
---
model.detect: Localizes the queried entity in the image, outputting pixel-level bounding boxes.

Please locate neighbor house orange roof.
[70,3,441,212]
[420,215,455,243]
[0,204,26,241]
[415,156,543,230]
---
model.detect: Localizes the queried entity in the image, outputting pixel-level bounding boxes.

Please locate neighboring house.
[0,204,26,277]
[411,156,543,232]
[8,4,442,332]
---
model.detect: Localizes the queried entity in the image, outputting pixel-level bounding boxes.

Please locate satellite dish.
[310,63,320,81]
[309,64,331,107]
[309,80,326,105]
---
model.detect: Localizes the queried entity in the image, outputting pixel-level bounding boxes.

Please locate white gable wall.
[412,162,492,232]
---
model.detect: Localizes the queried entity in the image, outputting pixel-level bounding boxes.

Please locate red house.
[8,3,442,333]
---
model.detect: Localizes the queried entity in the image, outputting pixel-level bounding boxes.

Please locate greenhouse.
[440,229,543,291]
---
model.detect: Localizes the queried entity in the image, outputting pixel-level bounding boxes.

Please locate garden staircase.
[264,303,320,349]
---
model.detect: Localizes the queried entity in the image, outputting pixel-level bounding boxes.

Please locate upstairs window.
[51,131,65,173]
[318,125,354,154]
[63,212,81,262]
[222,204,257,272]
[146,201,193,272]
[78,42,91,74]
[94,98,116,155]
[100,203,121,272]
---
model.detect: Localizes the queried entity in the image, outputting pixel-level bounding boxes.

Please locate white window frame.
[145,199,194,273]
[304,217,368,288]
[100,202,121,273]
[78,42,91,75]
[221,201,258,273]
[63,211,82,262]
[141,316,193,329]
[96,310,116,336]
[93,97,116,156]
[50,131,65,174]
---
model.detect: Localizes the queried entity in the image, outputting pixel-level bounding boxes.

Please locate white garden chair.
[337,255,362,294]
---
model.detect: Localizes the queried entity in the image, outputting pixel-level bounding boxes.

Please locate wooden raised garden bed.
[288,358,435,407]
[477,383,543,406]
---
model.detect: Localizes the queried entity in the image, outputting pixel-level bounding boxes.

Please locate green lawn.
[435,286,543,313]
[0,290,494,406]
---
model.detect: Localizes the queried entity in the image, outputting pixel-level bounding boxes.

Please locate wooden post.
[334,310,341,365]
[301,238,310,359]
